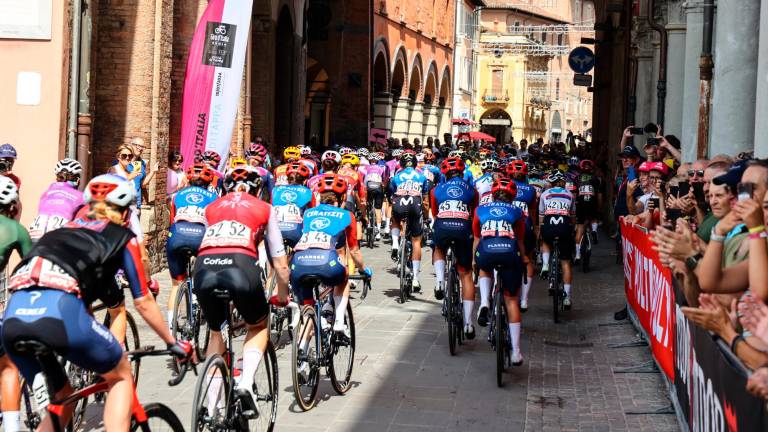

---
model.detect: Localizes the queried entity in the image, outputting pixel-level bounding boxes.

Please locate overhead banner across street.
[179,0,253,171]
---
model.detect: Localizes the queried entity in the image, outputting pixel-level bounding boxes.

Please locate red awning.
[455,131,496,143]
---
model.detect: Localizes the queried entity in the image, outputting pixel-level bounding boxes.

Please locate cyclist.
[244,143,275,199]
[200,150,225,194]
[361,151,388,240]
[194,166,290,412]
[166,163,218,328]
[4,175,190,431]
[28,158,85,242]
[0,177,31,432]
[574,159,603,262]
[473,177,527,365]
[271,162,314,248]
[274,146,302,186]
[474,157,499,205]
[538,170,576,309]
[383,150,403,233]
[389,151,429,290]
[299,145,319,174]
[506,160,538,312]
[430,157,478,337]
[291,173,372,334]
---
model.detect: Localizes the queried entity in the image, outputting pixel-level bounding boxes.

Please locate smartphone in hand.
[630,127,644,135]
[627,166,637,182]
[737,182,754,201]
[649,197,660,210]
[693,182,705,203]
[669,185,679,197]
[678,181,690,197]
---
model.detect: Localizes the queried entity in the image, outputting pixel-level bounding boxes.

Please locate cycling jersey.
[290,204,359,302]
[473,201,527,295]
[271,184,314,247]
[430,177,478,270]
[418,163,441,188]
[390,167,428,197]
[362,164,387,190]
[473,173,494,204]
[338,166,367,208]
[0,215,32,273]
[167,186,217,279]
[252,165,275,198]
[512,180,538,226]
[385,159,400,177]
[539,187,576,225]
[170,186,218,225]
[29,182,84,241]
[576,173,601,204]
[273,164,291,186]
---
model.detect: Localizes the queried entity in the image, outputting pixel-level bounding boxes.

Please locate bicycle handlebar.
[126,346,197,386]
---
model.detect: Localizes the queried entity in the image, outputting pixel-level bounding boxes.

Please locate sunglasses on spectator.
[649,175,664,181]
[119,153,134,161]
[687,169,704,177]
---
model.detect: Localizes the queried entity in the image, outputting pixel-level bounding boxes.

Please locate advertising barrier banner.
[179,0,253,171]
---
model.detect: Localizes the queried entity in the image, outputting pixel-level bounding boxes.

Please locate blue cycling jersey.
[475,201,524,242]
[473,173,494,204]
[431,177,477,221]
[171,186,217,225]
[296,203,356,251]
[272,184,313,230]
[389,167,429,197]
[512,180,537,226]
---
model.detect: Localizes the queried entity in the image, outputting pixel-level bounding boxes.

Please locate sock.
[564,284,572,296]
[463,300,475,326]
[434,260,445,289]
[391,228,401,250]
[167,310,173,327]
[237,348,264,394]
[575,247,581,258]
[479,277,492,308]
[207,375,223,413]
[385,217,390,230]
[509,322,521,355]
[412,260,421,279]
[334,295,348,326]
[521,278,532,303]
[258,243,267,268]
[542,252,551,267]
[3,411,20,432]
[591,222,598,232]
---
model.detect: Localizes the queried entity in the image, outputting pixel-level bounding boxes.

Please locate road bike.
[291,276,360,411]
[365,204,377,249]
[191,289,279,432]
[15,341,189,432]
[443,243,464,356]
[487,265,511,387]
[548,238,566,324]
[171,252,210,368]
[579,224,593,273]
[262,243,299,349]
[0,376,44,431]
[397,228,414,304]
[349,273,373,301]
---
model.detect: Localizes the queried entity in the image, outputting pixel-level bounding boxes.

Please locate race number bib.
[295,231,332,251]
[396,180,423,196]
[9,257,79,293]
[437,200,470,219]
[481,220,515,238]
[275,204,303,224]
[579,184,595,201]
[175,206,207,224]
[28,215,68,240]
[545,200,571,216]
[200,220,252,249]
[479,192,494,205]
[366,173,382,183]
[511,201,529,217]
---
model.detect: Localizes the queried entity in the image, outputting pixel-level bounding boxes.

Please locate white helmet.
[322,150,341,164]
[300,145,312,156]
[55,158,83,176]
[339,147,353,156]
[392,149,404,157]
[416,153,425,163]
[83,174,136,208]
[479,159,499,171]
[0,176,18,205]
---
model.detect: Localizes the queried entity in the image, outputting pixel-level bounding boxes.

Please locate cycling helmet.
[224,167,262,194]
[492,177,517,198]
[230,157,248,168]
[54,158,83,176]
[448,150,464,159]
[299,145,312,156]
[423,150,436,162]
[83,174,136,208]
[506,159,528,176]
[479,158,499,171]
[287,162,311,179]
[440,156,466,174]
[579,159,595,172]
[283,146,301,160]
[568,156,579,167]
[201,150,221,166]
[186,163,214,185]
[317,173,348,195]
[368,152,380,162]
[416,153,425,163]
[357,148,369,157]
[0,175,18,205]
[529,167,543,178]
[547,170,566,184]
[322,150,342,164]
[0,144,17,159]
[341,154,360,166]
[400,152,417,168]
[392,149,404,158]
[246,143,267,160]
[339,147,353,156]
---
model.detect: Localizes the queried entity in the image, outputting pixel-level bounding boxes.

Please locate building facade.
[452,0,485,132]
[372,0,456,145]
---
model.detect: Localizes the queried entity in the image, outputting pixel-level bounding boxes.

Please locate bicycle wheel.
[291,306,319,411]
[132,403,184,432]
[582,233,591,273]
[248,342,278,432]
[495,290,505,387]
[195,302,210,361]
[20,380,42,431]
[191,354,230,432]
[104,310,141,381]
[64,363,93,430]
[550,261,560,324]
[398,244,408,303]
[330,301,356,394]
[446,260,457,356]
[171,283,192,373]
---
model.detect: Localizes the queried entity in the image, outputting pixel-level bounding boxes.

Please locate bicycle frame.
[311,283,335,368]
[45,381,149,429]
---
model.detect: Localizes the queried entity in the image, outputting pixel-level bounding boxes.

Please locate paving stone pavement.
[80,234,680,431]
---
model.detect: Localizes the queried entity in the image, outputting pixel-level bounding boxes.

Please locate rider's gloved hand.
[360,267,373,278]
[148,279,160,297]
[168,340,193,360]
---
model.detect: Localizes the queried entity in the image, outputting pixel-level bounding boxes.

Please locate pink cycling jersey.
[385,159,400,176]
[29,182,84,240]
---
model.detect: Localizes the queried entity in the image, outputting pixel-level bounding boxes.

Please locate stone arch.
[408,53,424,101]
[438,65,451,107]
[423,61,438,106]
[391,45,408,99]
[373,38,390,95]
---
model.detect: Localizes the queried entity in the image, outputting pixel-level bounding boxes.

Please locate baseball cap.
[712,159,748,190]
[0,144,17,159]
[648,161,669,176]
[618,145,641,159]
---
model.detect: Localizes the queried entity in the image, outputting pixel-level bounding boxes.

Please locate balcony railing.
[482,90,509,103]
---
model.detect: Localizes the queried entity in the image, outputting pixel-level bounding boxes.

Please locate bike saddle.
[298,275,324,288]
[13,339,53,356]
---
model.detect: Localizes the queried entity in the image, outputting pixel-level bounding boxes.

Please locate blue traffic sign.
[568,46,595,74]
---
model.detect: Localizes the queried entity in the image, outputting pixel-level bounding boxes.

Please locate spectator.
[166,150,186,196]
[695,161,729,242]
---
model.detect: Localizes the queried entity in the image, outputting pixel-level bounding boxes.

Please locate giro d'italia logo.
[446,187,462,198]
[310,217,331,230]
[490,207,507,217]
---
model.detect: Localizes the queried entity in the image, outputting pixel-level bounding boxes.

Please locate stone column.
[664,1,687,138]
[437,106,451,139]
[373,92,393,135]
[634,48,655,127]
[710,0,761,156]
[650,39,661,123]
[423,104,439,141]
[391,98,411,139]
[754,0,768,157]
[408,101,424,143]
[680,0,704,162]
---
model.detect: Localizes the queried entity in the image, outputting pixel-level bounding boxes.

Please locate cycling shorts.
[367,186,384,209]
[524,225,536,257]
[290,249,348,304]
[2,289,123,392]
[540,222,575,260]
[475,238,523,296]
[193,253,267,329]
[278,222,302,249]
[166,221,205,279]
[575,200,598,225]
[391,196,424,237]
[433,219,473,272]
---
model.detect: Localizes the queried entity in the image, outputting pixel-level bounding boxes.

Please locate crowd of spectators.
[614,123,768,400]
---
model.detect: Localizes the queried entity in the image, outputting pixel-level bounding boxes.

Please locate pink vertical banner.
[179,0,253,171]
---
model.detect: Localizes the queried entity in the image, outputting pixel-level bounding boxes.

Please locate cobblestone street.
[77,235,679,431]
